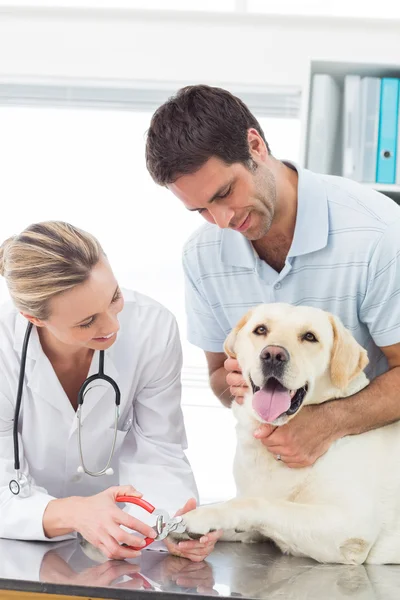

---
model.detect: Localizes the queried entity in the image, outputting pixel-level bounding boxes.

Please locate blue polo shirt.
[182,162,400,382]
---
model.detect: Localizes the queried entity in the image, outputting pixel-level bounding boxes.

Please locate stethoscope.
[9,321,121,496]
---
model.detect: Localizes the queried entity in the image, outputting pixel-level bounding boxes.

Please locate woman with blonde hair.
[0,221,220,561]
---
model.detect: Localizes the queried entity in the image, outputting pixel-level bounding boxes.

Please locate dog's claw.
[187,532,204,540]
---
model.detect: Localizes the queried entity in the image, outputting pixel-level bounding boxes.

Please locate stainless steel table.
[0,537,400,600]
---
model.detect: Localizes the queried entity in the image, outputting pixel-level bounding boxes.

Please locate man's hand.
[254,404,337,468]
[163,499,222,562]
[223,358,337,466]
[224,358,248,405]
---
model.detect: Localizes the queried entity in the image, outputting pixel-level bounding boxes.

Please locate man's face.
[168,152,277,242]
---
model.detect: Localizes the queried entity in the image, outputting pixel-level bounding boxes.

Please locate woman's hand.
[40,548,144,588]
[45,485,157,560]
[74,485,158,560]
[163,499,222,562]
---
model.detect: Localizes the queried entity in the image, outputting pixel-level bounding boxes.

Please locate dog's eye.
[303,332,318,343]
[253,325,268,336]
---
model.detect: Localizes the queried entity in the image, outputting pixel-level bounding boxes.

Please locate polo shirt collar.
[220,161,329,268]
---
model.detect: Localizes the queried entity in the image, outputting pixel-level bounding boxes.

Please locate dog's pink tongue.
[252,379,291,422]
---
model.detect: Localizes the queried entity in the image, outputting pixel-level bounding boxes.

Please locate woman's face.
[33,257,124,351]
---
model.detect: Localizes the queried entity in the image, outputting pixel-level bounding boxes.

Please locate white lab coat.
[0,289,198,542]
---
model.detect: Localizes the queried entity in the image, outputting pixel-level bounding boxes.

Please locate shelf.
[307,60,400,81]
[300,60,400,203]
[363,183,400,193]
[363,183,400,202]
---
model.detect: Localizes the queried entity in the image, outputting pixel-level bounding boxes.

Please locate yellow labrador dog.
[177,303,400,565]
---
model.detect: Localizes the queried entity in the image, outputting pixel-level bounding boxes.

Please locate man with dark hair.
[146,84,400,469]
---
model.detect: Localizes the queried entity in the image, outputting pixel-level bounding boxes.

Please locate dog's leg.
[182,498,376,565]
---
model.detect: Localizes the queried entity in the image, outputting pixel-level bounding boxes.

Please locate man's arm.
[327,342,400,438]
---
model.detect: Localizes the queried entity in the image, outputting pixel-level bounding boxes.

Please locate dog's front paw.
[180,506,224,539]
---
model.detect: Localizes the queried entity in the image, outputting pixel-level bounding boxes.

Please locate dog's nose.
[260,345,289,365]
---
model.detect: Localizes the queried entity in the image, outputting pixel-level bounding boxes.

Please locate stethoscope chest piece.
[9,472,30,497]
[9,480,20,495]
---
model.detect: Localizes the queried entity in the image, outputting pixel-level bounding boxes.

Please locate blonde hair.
[0,221,104,320]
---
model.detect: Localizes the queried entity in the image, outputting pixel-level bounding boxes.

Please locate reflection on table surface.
[1,537,400,599]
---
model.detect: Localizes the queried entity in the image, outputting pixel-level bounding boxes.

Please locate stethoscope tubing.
[11,321,122,495]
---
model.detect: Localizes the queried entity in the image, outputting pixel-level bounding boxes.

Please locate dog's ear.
[329,314,369,390]
[224,310,253,358]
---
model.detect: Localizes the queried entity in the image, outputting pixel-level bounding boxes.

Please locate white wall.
[0,5,398,505]
[0,7,400,89]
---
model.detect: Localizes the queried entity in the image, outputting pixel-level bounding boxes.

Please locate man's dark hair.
[145,84,271,186]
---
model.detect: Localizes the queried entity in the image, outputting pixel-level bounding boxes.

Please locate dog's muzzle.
[250,374,308,423]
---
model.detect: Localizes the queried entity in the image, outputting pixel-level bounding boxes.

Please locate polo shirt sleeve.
[182,251,227,353]
[360,217,400,348]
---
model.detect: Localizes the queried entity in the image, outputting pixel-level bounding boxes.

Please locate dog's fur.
[175,303,400,565]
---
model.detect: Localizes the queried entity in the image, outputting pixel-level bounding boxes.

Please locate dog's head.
[224,303,368,426]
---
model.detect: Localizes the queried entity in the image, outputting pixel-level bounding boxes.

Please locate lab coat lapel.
[28,352,76,423]
[14,316,75,424]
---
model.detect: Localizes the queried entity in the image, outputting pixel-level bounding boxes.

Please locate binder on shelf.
[376,78,399,184]
[306,74,341,175]
[397,89,400,185]
[342,75,361,180]
[359,77,381,183]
